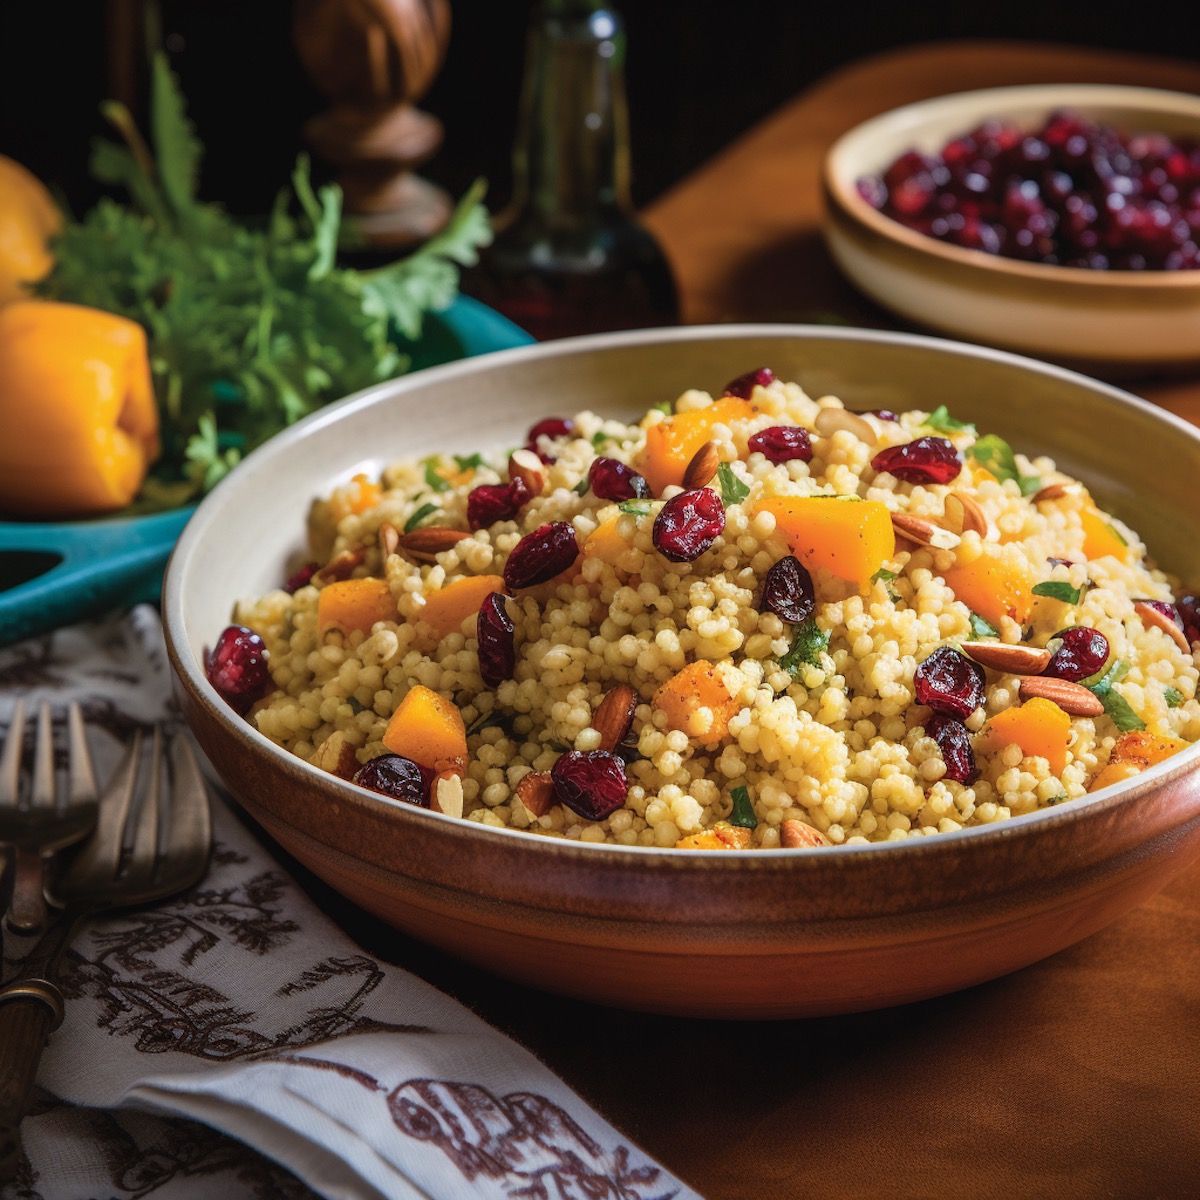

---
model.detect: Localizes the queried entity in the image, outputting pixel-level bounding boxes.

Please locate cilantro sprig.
[39,52,492,507]
[1082,659,1145,732]
[778,619,830,676]
[966,433,1041,495]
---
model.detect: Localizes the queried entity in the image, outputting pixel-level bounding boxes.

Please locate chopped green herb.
[967,433,1039,494]
[1105,521,1128,548]
[453,453,485,471]
[1032,581,1083,604]
[1083,659,1145,731]
[574,478,590,495]
[1165,686,1184,708]
[969,611,1000,638]
[716,462,750,507]
[649,398,673,417]
[727,785,757,829]
[422,457,451,493]
[924,405,976,434]
[403,502,439,533]
[618,499,652,516]
[591,431,614,449]
[779,618,830,676]
[871,567,900,600]
[1098,689,1146,732]
[465,709,514,737]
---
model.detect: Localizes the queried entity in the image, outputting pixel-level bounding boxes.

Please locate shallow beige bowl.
[163,325,1200,1019]
[822,84,1200,373]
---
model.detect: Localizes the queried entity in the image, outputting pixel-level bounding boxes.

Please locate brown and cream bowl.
[822,84,1200,373]
[162,325,1200,1019]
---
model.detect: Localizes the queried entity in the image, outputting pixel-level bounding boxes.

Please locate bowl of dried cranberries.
[822,84,1200,374]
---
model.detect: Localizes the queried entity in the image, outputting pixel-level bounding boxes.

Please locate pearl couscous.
[223,368,1200,848]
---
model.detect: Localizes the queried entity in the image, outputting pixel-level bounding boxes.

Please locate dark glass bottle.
[464,0,679,341]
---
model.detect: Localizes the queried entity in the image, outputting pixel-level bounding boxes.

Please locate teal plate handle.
[0,296,533,647]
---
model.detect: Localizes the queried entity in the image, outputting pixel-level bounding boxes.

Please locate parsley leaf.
[779,618,830,676]
[618,499,652,516]
[969,611,1000,638]
[967,433,1040,493]
[422,458,451,493]
[1083,659,1145,732]
[925,405,976,434]
[717,462,750,506]
[453,453,485,471]
[1165,686,1184,708]
[1032,581,1083,604]
[727,785,758,829]
[403,502,440,533]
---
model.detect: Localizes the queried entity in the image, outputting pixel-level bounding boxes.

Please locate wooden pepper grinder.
[292,0,453,249]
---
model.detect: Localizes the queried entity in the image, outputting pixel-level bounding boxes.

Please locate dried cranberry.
[551,750,628,821]
[1178,595,1200,646]
[871,437,962,484]
[527,417,575,443]
[589,456,651,501]
[1044,627,1109,682]
[723,367,775,398]
[526,417,576,464]
[353,753,430,807]
[747,425,813,464]
[468,477,531,530]
[914,645,986,720]
[284,562,317,593]
[925,714,980,784]
[652,488,726,563]
[477,591,516,688]
[863,409,900,422]
[206,625,271,715]
[761,555,816,624]
[859,107,1200,271]
[503,521,579,589]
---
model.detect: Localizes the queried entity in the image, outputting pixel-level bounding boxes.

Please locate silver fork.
[0,723,212,1183]
[0,701,100,938]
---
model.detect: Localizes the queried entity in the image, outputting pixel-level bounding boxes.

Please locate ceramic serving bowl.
[822,84,1200,374]
[163,325,1200,1020]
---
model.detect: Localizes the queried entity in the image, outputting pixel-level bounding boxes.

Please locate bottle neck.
[507,1,634,230]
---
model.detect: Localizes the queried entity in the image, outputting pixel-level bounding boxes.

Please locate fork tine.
[6,706,56,935]
[0,699,26,808]
[65,703,97,811]
[56,730,143,904]
[163,733,212,888]
[30,705,54,811]
[123,728,161,894]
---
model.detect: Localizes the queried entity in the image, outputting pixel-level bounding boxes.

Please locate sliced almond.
[1134,601,1192,655]
[682,439,721,490]
[430,770,465,820]
[1018,676,1105,717]
[312,546,366,585]
[378,520,400,558]
[943,490,988,537]
[1031,482,1081,504]
[960,641,1052,675]
[889,511,961,551]
[780,818,831,848]
[514,770,556,818]
[509,447,547,495]
[593,683,638,752]
[310,731,359,780]
[814,406,878,445]
[396,526,472,562]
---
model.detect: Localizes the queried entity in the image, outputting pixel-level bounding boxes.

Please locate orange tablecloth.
[302,41,1200,1200]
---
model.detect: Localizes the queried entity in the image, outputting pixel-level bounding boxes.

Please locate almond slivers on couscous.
[215,368,1200,848]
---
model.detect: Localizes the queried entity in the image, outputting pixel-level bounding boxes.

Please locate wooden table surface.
[278,40,1200,1200]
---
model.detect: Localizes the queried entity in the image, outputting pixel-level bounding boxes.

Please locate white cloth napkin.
[1,607,700,1200]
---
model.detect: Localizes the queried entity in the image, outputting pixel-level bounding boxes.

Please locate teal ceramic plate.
[0,296,532,646]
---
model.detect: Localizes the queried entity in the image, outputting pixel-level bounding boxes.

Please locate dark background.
[1,1,1197,225]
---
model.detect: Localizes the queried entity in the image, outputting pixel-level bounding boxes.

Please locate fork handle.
[4,850,48,937]
[0,979,63,1184]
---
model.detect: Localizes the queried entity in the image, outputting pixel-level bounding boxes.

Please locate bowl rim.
[823,82,1200,287]
[163,321,1200,868]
